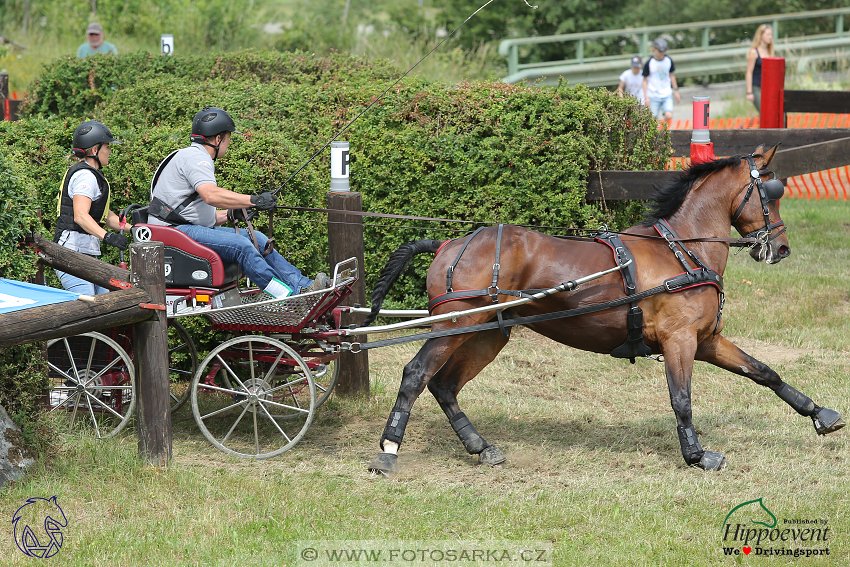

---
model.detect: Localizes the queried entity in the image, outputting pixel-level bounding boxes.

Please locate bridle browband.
[731,154,787,246]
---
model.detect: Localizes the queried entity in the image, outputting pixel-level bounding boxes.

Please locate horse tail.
[362,239,444,326]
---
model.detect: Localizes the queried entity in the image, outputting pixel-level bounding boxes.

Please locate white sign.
[161,34,174,56]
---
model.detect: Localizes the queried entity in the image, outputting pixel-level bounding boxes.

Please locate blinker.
[761,178,785,201]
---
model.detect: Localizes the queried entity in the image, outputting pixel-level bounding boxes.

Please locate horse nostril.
[779,245,790,257]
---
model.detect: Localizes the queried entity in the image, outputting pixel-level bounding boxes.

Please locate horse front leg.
[662,334,728,471]
[696,335,845,435]
[368,336,464,475]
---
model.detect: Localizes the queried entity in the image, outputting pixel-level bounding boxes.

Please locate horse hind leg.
[369,335,466,475]
[427,328,511,466]
[696,336,845,435]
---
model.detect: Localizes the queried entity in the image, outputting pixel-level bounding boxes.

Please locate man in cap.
[77,23,118,59]
[642,37,680,122]
[617,56,645,104]
[147,107,327,299]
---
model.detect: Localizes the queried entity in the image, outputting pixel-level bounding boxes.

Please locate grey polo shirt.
[148,143,217,227]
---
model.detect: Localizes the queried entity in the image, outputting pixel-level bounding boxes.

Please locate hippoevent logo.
[12,496,67,559]
[720,498,830,558]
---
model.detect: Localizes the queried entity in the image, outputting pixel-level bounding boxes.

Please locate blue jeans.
[176,225,312,291]
[55,269,109,296]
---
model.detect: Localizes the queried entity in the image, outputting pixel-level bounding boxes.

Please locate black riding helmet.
[190,107,241,159]
[72,121,120,168]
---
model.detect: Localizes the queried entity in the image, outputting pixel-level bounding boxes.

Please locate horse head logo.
[12,496,67,558]
[722,497,777,531]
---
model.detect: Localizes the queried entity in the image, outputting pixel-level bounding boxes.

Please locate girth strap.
[595,231,652,362]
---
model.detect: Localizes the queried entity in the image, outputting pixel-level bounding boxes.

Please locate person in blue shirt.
[77,23,117,59]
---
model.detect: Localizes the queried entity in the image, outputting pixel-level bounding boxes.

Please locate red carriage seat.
[131,221,241,288]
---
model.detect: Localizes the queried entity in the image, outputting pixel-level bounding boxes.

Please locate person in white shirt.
[617,56,645,104]
[642,38,681,122]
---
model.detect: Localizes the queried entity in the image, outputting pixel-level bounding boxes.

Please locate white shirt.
[57,169,103,255]
[642,56,675,100]
[619,69,645,103]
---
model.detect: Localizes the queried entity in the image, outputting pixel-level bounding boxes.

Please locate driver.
[147,107,327,298]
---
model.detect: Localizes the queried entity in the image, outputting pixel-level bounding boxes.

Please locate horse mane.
[641,154,754,225]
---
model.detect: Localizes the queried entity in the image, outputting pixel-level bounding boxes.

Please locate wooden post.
[129,241,171,465]
[0,72,8,122]
[326,190,369,397]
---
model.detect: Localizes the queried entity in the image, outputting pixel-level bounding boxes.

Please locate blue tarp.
[0,279,80,315]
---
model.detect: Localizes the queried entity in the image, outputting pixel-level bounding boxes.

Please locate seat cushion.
[131,224,240,287]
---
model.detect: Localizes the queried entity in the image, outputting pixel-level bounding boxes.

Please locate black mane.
[641,154,749,226]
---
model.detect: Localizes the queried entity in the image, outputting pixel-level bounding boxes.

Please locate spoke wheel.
[46,332,136,438]
[167,320,198,413]
[190,336,316,459]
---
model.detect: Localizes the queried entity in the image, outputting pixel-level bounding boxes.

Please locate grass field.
[0,198,848,566]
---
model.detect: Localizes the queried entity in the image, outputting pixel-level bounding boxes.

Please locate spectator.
[77,23,117,59]
[642,38,680,123]
[745,24,774,112]
[617,56,645,104]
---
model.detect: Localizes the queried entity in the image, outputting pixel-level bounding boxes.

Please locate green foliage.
[14,51,670,307]
[0,149,50,447]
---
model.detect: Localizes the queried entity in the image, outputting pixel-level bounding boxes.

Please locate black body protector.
[54,162,112,242]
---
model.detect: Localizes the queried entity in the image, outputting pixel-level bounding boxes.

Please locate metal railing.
[498,8,850,86]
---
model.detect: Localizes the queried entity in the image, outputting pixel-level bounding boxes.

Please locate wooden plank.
[326,191,369,397]
[130,242,171,466]
[669,128,850,157]
[0,287,151,348]
[770,136,850,179]
[586,170,678,201]
[783,90,850,114]
[27,233,131,290]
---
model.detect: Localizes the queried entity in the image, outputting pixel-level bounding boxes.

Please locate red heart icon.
[743,547,752,555]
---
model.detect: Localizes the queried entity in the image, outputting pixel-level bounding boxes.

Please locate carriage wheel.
[190,336,316,459]
[167,320,198,413]
[46,332,136,439]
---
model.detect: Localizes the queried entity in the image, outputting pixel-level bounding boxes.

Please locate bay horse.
[364,146,844,473]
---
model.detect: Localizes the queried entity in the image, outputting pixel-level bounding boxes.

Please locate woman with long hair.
[745,24,775,111]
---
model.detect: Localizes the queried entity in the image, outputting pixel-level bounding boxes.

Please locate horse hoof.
[478,445,506,466]
[368,453,398,475]
[813,407,845,435]
[699,451,728,472]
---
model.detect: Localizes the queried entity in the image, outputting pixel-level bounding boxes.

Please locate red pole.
[690,96,715,164]
[760,57,785,129]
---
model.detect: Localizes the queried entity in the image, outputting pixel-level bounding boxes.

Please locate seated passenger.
[55,120,129,295]
[147,107,327,298]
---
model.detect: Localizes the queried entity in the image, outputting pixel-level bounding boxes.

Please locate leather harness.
[425,221,725,362]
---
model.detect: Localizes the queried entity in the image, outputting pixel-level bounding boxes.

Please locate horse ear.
[759,144,779,167]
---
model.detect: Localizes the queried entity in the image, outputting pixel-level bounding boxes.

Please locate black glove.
[250,192,277,211]
[227,208,258,223]
[103,232,129,251]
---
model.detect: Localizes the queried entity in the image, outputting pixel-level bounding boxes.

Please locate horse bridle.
[731,154,787,246]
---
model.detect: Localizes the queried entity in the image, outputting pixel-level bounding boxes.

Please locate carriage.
[45,147,845,469]
[45,208,358,459]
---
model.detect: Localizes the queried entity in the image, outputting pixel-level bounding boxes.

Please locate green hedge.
[1,50,670,435]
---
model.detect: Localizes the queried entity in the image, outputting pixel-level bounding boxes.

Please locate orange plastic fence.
[666,113,849,199]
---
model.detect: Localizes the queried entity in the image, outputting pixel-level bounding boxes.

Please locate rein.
[272,204,761,247]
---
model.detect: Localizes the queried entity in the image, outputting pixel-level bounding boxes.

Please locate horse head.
[730,145,790,264]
